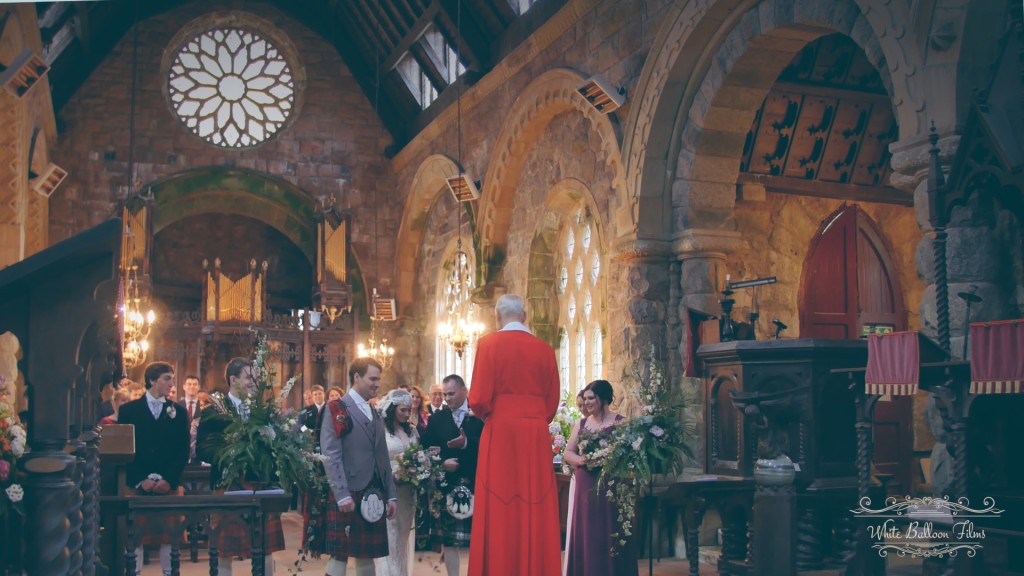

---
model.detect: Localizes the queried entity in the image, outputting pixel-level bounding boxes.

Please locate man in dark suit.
[421,373,484,576]
[117,361,190,575]
[318,357,397,576]
[427,383,444,414]
[299,384,325,432]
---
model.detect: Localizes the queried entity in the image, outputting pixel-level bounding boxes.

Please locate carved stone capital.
[889,134,960,193]
[609,236,673,263]
[672,228,742,258]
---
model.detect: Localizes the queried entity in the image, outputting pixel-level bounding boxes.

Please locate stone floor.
[136,511,925,575]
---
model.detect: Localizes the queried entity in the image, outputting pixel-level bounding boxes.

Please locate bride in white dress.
[376,389,418,576]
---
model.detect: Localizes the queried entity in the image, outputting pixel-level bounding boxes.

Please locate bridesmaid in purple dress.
[562,380,639,576]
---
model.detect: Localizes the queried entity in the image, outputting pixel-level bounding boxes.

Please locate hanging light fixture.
[118,1,156,371]
[437,0,483,358]
[356,45,397,370]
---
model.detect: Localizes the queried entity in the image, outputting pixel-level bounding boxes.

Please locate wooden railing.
[99,493,290,576]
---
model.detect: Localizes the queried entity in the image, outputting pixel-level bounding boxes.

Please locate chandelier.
[121,263,155,369]
[118,7,156,371]
[357,289,395,371]
[438,241,484,357]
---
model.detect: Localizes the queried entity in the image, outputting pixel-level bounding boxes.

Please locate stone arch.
[478,68,624,283]
[394,154,461,314]
[525,178,606,348]
[620,0,918,241]
[149,166,317,262]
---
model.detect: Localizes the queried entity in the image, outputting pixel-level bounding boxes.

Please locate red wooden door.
[800,205,912,495]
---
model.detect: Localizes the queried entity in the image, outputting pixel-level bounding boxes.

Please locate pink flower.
[650,425,665,438]
[0,460,9,481]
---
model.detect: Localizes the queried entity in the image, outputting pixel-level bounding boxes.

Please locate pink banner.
[969,319,1024,394]
[865,331,920,396]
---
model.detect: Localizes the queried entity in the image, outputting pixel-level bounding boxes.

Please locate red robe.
[468,328,561,576]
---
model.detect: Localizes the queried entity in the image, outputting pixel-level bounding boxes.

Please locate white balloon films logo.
[852,496,1003,558]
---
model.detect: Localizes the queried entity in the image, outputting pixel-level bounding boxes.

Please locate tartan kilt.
[318,488,389,558]
[132,512,185,547]
[212,512,285,558]
[431,514,472,548]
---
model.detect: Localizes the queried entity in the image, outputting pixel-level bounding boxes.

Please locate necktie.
[188,400,196,419]
[150,400,163,419]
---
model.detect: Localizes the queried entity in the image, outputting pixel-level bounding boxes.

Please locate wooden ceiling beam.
[353,0,400,49]
[435,0,490,70]
[736,173,912,206]
[378,0,412,35]
[382,3,440,73]
[338,0,390,58]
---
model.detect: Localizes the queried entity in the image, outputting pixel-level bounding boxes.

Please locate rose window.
[168,27,295,147]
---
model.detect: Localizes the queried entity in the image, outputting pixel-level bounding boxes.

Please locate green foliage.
[203,335,325,493]
[586,347,697,552]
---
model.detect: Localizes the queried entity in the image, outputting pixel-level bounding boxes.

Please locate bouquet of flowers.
[576,427,615,471]
[202,334,326,493]
[393,442,441,488]
[0,375,25,517]
[549,392,582,472]
[596,347,696,551]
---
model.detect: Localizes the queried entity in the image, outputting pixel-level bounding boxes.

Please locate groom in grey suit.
[320,357,398,576]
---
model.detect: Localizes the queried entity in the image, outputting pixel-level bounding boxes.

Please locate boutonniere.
[165,404,177,419]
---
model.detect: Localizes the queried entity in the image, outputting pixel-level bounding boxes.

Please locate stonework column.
[893,134,956,349]
[672,229,741,473]
[608,238,673,386]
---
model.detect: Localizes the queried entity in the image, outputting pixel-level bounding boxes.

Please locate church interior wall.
[49,1,398,296]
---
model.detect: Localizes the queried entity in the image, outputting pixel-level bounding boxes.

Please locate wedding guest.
[427,384,444,414]
[196,358,284,576]
[468,294,561,576]
[318,357,397,576]
[408,385,430,434]
[127,381,146,401]
[562,380,638,576]
[301,384,326,432]
[422,374,483,576]
[328,385,345,402]
[180,375,202,421]
[303,389,314,407]
[562,387,590,574]
[98,388,133,426]
[117,362,190,575]
[166,383,178,403]
[376,389,418,576]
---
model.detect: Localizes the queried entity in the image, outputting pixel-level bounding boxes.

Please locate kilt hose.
[303,488,389,559]
[212,512,285,558]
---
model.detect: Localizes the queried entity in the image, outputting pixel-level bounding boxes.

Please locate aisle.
[135,511,707,575]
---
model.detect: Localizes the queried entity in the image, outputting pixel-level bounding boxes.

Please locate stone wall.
[729,193,923,338]
[50,1,397,293]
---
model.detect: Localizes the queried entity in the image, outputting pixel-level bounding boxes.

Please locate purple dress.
[565,415,639,576]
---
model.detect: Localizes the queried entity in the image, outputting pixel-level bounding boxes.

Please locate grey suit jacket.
[319,392,397,504]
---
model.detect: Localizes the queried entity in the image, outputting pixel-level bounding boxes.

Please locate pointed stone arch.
[477,68,624,285]
[149,166,318,262]
[619,0,918,244]
[394,154,461,314]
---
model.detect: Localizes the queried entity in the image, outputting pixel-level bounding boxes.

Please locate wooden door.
[800,205,912,495]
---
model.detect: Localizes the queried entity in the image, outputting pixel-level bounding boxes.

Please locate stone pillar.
[893,134,1014,356]
[608,238,673,385]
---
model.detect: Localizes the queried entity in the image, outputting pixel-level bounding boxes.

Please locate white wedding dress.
[377,426,417,576]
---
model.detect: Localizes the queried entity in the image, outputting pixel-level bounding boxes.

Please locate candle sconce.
[719,276,777,342]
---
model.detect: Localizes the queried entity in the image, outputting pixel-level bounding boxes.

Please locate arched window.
[557,207,604,395]
[435,244,478,387]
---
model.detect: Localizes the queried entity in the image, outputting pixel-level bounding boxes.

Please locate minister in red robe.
[468,294,561,576]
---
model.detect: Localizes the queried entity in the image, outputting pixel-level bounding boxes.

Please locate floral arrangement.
[549,391,583,472]
[202,335,325,493]
[0,375,25,516]
[393,442,442,488]
[594,348,696,552]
